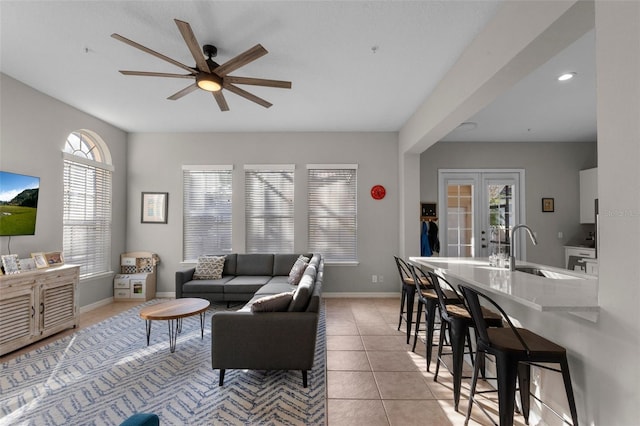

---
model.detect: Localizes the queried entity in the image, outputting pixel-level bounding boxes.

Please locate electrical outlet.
[558,231,564,239]
[371,275,378,283]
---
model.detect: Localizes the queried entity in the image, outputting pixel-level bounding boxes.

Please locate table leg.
[168,319,179,353]
[199,312,205,339]
[177,317,183,334]
[145,319,152,346]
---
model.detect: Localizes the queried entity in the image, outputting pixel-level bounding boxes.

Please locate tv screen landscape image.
[0,171,40,236]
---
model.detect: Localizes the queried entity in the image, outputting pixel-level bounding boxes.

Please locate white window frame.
[182,165,233,261]
[244,165,295,253]
[307,164,358,264]
[62,131,113,279]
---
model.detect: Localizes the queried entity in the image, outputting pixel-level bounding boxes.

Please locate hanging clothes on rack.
[421,220,432,256]
[428,220,440,254]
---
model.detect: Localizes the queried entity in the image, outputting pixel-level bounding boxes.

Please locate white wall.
[0,74,128,307]
[126,132,400,296]
[420,141,597,268]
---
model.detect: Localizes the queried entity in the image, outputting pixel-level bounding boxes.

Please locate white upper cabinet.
[580,168,598,224]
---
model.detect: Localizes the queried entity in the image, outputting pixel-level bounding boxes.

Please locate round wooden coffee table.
[139,298,210,353]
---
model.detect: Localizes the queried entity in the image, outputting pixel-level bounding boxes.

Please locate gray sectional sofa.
[175,253,323,387]
[175,253,314,303]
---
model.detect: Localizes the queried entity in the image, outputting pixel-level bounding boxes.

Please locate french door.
[438,170,525,258]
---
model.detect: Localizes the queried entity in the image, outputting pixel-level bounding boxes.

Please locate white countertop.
[409,257,599,312]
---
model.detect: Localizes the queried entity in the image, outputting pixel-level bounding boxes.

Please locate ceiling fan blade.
[224,76,291,89]
[224,84,272,108]
[119,71,195,79]
[214,44,268,77]
[212,91,230,112]
[174,19,210,73]
[167,83,199,100]
[111,33,195,74]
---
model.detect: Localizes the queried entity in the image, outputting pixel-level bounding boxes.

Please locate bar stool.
[394,256,428,344]
[408,264,458,371]
[428,272,503,411]
[459,285,579,426]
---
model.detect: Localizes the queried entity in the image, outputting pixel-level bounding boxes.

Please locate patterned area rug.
[0,300,326,425]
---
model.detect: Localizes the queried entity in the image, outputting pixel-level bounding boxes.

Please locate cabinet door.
[0,287,36,355]
[40,280,76,333]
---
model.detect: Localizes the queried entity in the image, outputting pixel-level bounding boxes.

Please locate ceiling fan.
[111,19,291,111]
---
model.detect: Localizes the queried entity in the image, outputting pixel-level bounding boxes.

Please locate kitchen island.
[409,257,599,315]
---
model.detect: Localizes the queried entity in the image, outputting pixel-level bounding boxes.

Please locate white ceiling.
[0,1,596,142]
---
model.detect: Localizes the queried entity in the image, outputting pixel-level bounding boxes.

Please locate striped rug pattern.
[0,300,326,425]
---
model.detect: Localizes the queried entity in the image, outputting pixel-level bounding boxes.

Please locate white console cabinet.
[0,264,79,356]
[565,246,597,275]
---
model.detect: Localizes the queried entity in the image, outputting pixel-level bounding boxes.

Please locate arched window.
[62,130,113,278]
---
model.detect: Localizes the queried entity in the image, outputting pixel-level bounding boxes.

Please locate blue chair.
[120,413,160,426]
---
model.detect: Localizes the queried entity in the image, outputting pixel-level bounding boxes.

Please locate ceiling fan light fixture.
[196,73,222,92]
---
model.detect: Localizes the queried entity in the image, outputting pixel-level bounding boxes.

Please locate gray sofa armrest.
[211,311,319,371]
[175,267,195,299]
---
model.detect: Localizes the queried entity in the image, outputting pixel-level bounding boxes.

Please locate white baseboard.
[323,292,400,298]
[80,297,114,314]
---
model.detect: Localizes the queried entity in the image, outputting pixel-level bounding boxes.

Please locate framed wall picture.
[31,252,49,269]
[141,192,168,224]
[18,258,37,272]
[542,197,555,212]
[1,254,20,275]
[44,251,64,267]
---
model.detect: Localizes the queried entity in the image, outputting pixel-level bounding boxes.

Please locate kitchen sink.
[515,266,580,280]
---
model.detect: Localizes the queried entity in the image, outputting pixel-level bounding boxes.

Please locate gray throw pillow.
[287,255,310,285]
[193,255,225,280]
[250,292,294,312]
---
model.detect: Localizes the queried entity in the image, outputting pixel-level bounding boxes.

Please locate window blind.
[183,167,233,261]
[245,167,294,253]
[63,159,112,277]
[307,166,358,262]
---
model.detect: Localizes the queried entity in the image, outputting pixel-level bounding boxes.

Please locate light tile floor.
[2,297,528,426]
[325,297,527,426]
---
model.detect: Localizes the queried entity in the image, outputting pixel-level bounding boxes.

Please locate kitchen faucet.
[509,224,538,271]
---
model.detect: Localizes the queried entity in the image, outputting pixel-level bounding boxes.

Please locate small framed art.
[44,251,64,267]
[31,252,49,269]
[1,254,20,275]
[542,198,555,212]
[141,192,168,224]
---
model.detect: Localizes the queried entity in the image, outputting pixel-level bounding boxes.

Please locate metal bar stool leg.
[398,284,407,330]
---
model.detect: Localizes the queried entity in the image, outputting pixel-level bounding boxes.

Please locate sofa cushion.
[288,274,315,312]
[273,253,311,276]
[288,255,309,285]
[255,281,297,296]
[236,254,274,276]
[250,292,294,312]
[225,276,272,294]
[193,255,225,280]
[182,277,231,294]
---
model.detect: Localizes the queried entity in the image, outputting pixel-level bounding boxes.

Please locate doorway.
[438,170,526,258]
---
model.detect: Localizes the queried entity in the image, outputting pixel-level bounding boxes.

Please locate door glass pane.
[487,183,514,257]
[446,184,474,257]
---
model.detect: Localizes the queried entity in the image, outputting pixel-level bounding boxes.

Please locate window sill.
[80,271,115,283]
[324,261,359,266]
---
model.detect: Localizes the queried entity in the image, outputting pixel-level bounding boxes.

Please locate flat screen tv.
[0,171,40,236]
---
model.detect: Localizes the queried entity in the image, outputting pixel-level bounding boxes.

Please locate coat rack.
[420,202,438,222]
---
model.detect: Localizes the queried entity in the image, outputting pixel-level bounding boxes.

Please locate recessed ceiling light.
[558,72,577,81]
